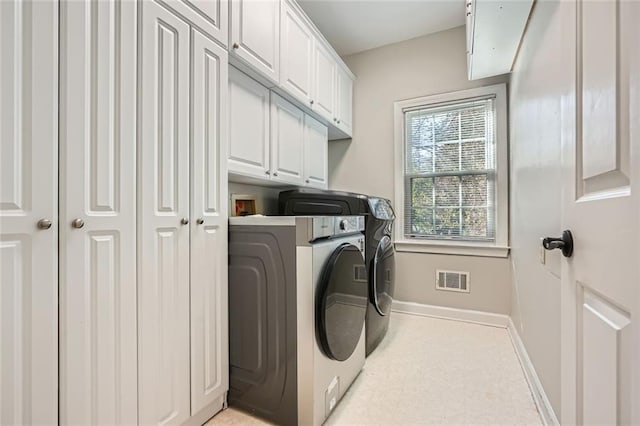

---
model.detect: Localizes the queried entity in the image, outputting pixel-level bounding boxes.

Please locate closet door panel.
[190,29,229,415]
[139,2,191,424]
[0,1,58,424]
[58,0,138,423]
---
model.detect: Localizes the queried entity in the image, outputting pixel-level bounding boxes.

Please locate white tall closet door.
[139,1,191,424]
[270,93,305,185]
[58,1,137,424]
[0,1,58,424]
[190,29,229,415]
[303,115,328,189]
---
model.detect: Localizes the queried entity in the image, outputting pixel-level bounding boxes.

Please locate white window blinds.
[403,96,496,241]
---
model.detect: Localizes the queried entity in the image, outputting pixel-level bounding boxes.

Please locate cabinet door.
[280,1,314,105]
[139,2,191,424]
[228,68,271,178]
[174,0,229,46]
[304,115,329,189]
[271,94,305,185]
[0,1,58,423]
[312,42,337,122]
[230,0,280,83]
[190,29,229,416]
[58,1,138,423]
[336,67,353,136]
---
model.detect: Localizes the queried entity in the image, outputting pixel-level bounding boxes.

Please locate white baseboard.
[391,300,510,328]
[507,318,559,426]
[391,300,558,426]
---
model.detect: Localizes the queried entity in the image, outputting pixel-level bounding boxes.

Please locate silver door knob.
[71,218,84,229]
[37,218,52,230]
[181,218,189,225]
[196,218,204,225]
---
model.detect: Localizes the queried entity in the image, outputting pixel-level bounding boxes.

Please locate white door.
[58,1,138,423]
[139,1,191,424]
[270,93,305,185]
[336,67,353,136]
[228,68,271,179]
[312,42,336,123]
[0,1,58,423]
[230,0,280,83]
[559,1,640,424]
[304,115,328,189]
[280,0,314,105]
[190,28,229,416]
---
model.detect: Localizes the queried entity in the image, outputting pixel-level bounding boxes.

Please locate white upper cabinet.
[228,67,271,178]
[169,0,229,46]
[335,66,353,136]
[270,93,305,185]
[280,0,314,105]
[304,115,329,189]
[230,0,280,84]
[312,41,337,122]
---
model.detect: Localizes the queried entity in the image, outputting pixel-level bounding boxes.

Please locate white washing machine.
[228,215,366,425]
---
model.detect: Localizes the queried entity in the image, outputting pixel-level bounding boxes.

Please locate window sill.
[394,240,510,258]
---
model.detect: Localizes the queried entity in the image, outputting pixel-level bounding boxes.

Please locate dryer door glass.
[372,235,395,316]
[316,242,367,361]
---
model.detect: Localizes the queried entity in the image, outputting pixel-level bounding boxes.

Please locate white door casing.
[280,0,314,105]
[303,114,328,189]
[228,68,271,178]
[58,1,138,423]
[0,1,58,423]
[230,0,280,83]
[560,0,640,424]
[138,1,191,424]
[270,93,305,185]
[190,28,229,415]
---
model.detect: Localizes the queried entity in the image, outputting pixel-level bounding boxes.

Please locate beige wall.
[228,182,281,215]
[330,27,511,314]
[509,1,570,418]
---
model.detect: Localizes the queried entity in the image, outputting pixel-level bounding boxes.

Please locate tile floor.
[208,312,542,425]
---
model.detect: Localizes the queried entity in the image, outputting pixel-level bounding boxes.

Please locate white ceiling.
[297,0,466,57]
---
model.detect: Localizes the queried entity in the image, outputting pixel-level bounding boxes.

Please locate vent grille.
[353,265,367,282]
[436,270,469,293]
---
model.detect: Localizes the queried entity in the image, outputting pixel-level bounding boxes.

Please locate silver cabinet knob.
[310,100,314,105]
[305,179,310,184]
[196,218,204,225]
[333,117,337,122]
[232,43,239,49]
[71,218,84,229]
[181,218,189,225]
[337,120,341,124]
[265,170,271,175]
[273,171,278,177]
[37,218,52,230]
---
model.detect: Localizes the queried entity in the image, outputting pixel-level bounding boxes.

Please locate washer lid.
[316,243,367,361]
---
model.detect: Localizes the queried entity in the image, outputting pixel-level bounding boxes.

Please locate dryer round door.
[316,242,367,361]
[372,235,395,316]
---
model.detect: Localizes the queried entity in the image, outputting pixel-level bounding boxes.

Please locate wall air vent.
[436,270,470,293]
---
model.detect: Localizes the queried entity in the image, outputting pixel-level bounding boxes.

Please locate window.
[394,84,508,257]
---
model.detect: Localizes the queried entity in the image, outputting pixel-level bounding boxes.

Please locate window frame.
[393,84,509,258]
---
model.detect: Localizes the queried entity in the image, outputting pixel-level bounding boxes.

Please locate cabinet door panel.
[313,42,336,122]
[230,0,280,83]
[271,94,305,185]
[336,67,353,136]
[304,115,328,189]
[190,29,229,415]
[280,1,314,104]
[0,1,58,423]
[228,68,271,178]
[58,1,138,423]
[139,2,190,424]
[171,0,229,46]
